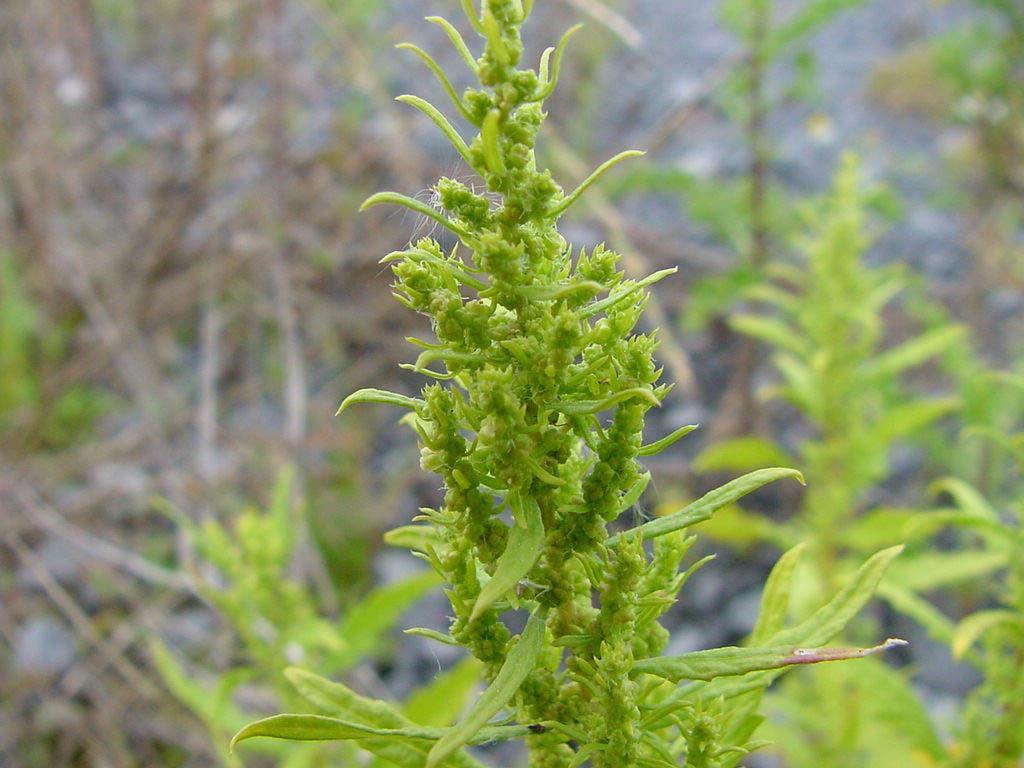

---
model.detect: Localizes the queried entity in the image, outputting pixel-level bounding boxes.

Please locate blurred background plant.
[0,0,1022,766]
[149,468,456,768]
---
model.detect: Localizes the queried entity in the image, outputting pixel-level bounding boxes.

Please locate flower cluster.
[233,3,907,766]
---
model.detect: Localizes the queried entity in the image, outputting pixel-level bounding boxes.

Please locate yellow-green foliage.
[231,5,907,767]
[0,250,40,428]
[152,469,452,767]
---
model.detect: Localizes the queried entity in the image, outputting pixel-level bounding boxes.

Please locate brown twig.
[4,532,159,697]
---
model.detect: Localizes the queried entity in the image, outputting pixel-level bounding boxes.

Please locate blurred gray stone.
[13,617,78,677]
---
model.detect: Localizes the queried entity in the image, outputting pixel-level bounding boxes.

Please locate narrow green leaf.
[232,714,416,748]
[337,388,424,415]
[404,627,462,646]
[381,247,487,290]
[470,492,544,621]
[285,668,407,726]
[863,325,966,380]
[149,638,215,720]
[335,571,441,669]
[638,424,699,456]
[384,524,444,552]
[615,471,652,516]
[750,542,807,644]
[459,0,484,33]
[534,24,583,100]
[481,109,506,175]
[884,550,1007,593]
[480,8,510,65]
[426,16,478,74]
[692,436,795,474]
[876,581,955,646]
[396,46,474,122]
[868,397,959,444]
[634,638,906,682]
[231,713,530,752]
[551,150,645,216]
[426,608,548,768]
[772,545,904,648]
[513,280,604,301]
[557,386,661,416]
[581,268,677,318]
[929,477,999,520]
[282,669,487,768]
[360,192,472,241]
[617,468,804,544]
[901,510,1011,547]
[952,609,1017,659]
[773,351,816,412]
[729,313,808,356]
[404,656,484,726]
[395,94,473,164]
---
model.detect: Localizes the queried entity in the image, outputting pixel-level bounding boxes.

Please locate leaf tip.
[358,194,382,213]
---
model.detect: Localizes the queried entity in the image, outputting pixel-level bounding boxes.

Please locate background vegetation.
[0,0,1020,766]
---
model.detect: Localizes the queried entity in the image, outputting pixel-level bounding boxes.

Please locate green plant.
[609,0,877,333]
[692,154,971,767]
[0,249,108,450]
[231,5,906,766]
[882,371,1024,768]
[712,154,962,585]
[935,422,1024,768]
[152,469,451,767]
[0,248,39,431]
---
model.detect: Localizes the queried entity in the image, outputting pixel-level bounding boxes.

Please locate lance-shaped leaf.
[361,192,472,241]
[513,280,604,301]
[382,247,487,290]
[929,477,999,520]
[404,656,485,727]
[337,388,424,415]
[282,668,484,768]
[426,16,478,74]
[581,268,677,318]
[385,524,444,553]
[614,471,651,516]
[863,324,966,381]
[396,45,474,122]
[459,0,484,33]
[612,468,804,544]
[633,638,906,682]
[533,24,582,100]
[867,397,960,445]
[750,542,807,644]
[481,109,506,176]
[685,546,905,705]
[729,313,809,356]
[426,608,548,768]
[334,570,441,670]
[638,424,699,457]
[883,550,1007,593]
[876,581,956,646]
[771,545,904,648]
[405,627,461,646]
[231,713,530,751]
[557,386,661,416]
[550,150,645,216]
[395,95,473,165]
[470,493,544,622]
[481,7,511,65]
[692,435,795,474]
[952,609,1017,660]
